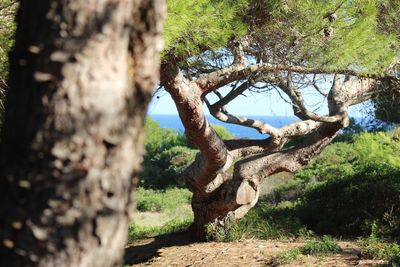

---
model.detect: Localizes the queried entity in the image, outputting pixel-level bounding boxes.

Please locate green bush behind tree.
[296,130,400,239]
[140,117,233,189]
[222,129,400,243]
[140,117,193,188]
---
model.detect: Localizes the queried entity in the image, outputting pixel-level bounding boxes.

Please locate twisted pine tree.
[159,0,400,239]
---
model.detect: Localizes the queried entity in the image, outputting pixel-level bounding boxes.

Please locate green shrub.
[134,187,192,212]
[295,142,358,183]
[300,235,342,255]
[296,131,400,183]
[263,178,305,204]
[214,130,400,243]
[354,132,400,169]
[297,168,400,237]
[294,131,400,238]
[140,146,197,188]
[143,117,189,157]
[140,118,234,189]
[140,117,197,188]
[334,117,364,142]
[359,223,400,266]
[212,124,234,139]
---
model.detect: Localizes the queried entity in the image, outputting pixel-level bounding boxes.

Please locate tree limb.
[160,61,230,197]
[195,62,378,95]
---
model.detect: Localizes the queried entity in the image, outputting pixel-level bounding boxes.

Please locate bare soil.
[124,232,387,267]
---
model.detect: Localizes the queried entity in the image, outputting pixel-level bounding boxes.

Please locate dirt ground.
[124,232,387,267]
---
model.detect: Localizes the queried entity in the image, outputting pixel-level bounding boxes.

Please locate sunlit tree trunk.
[0,0,164,266]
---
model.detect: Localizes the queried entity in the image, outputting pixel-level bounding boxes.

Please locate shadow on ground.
[124,230,195,265]
[125,238,377,267]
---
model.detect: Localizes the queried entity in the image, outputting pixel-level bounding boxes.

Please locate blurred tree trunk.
[0,0,164,266]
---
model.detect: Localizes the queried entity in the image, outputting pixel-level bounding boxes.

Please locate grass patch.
[272,236,341,265]
[301,235,342,255]
[134,187,192,212]
[275,248,301,265]
[212,202,307,242]
[129,188,193,241]
[128,217,193,241]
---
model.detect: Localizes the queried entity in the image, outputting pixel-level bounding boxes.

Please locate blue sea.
[150,114,296,139]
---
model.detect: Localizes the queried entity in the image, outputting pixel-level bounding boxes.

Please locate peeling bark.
[0,0,164,266]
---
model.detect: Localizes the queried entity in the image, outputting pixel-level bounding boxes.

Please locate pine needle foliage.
[249,0,399,74]
[0,0,16,83]
[0,0,17,119]
[163,0,249,58]
[162,0,399,76]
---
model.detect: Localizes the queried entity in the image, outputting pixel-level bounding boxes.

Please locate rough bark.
[0,0,164,266]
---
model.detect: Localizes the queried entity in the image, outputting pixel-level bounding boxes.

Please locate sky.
[148,85,367,118]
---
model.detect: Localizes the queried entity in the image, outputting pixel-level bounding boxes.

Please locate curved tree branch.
[160,61,231,198]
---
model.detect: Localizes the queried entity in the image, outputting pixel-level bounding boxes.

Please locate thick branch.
[328,77,378,112]
[224,119,323,159]
[235,121,340,181]
[160,62,230,197]
[225,138,282,159]
[195,63,376,95]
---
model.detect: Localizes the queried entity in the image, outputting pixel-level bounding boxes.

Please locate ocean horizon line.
[149,114,369,139]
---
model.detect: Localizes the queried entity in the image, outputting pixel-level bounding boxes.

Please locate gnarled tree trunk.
[161,57,380,241]
[0,0,164,266]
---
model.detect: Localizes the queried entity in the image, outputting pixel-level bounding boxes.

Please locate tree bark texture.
[0,0,164,266]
